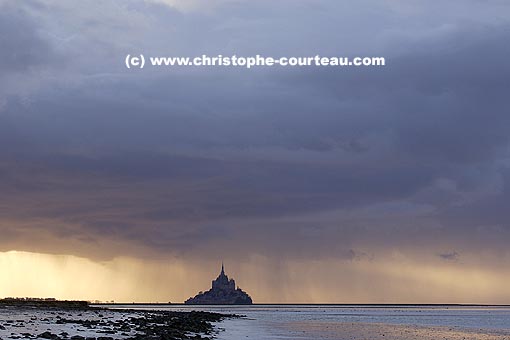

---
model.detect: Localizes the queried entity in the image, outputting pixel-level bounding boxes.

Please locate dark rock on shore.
[38,331,60,340]
[70,336,85,340]
[122,310,236,340]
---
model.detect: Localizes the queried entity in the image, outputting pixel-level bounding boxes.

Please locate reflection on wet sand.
[287,322,510,340]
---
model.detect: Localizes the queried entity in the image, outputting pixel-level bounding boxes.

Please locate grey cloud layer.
[1,0,509,262]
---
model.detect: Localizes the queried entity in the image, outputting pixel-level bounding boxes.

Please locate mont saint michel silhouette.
[185,263,253,305]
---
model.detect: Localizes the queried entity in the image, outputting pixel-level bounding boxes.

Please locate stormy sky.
[1,0,510,303]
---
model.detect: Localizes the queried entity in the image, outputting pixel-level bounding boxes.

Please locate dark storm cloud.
[1,0,510,261]
[430,167,510,254]
[0,3,51,75]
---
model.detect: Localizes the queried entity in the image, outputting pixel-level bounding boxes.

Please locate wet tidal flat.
[0,307,234,340]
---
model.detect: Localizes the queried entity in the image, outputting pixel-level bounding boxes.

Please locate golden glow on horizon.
[0,251,197,302]
[1,251,509,304]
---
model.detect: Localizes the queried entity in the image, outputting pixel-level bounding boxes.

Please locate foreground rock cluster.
[0,306,236,340]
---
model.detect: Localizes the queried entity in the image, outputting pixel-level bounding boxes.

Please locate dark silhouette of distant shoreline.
[0,298,90,309]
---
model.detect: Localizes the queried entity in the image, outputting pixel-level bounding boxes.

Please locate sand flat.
[287,321,510,340]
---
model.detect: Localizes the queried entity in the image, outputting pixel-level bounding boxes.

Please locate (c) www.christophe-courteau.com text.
[125,54,386,69]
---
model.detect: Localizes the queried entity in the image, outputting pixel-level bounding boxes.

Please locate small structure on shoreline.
[185,263,253,305]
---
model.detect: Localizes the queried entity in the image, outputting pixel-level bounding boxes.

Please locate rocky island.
[185,264,253,305]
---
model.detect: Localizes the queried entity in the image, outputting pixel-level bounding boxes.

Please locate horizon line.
[90,302,510,307]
